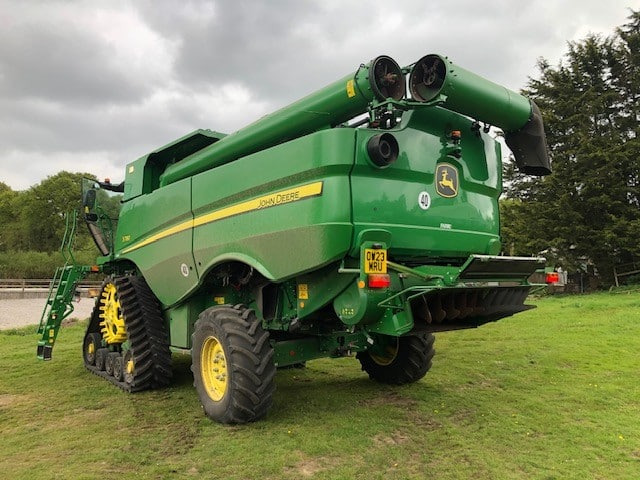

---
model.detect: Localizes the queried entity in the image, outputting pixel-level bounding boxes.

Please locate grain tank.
[37,53,550,423]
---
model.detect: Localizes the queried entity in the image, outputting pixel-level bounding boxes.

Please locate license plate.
[363,248,387,274]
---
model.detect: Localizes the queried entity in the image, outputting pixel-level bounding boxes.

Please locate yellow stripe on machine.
[193,181,323,227]
[121,181,324,254]
[121,218,193,253]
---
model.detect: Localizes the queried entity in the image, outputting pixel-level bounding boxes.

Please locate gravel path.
[0,298,95,330]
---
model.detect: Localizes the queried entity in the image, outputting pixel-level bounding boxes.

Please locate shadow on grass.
[171,353,194,388]
[168,352,444,426]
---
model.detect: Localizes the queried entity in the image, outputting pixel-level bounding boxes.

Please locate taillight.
[368,274,391,289]
[545,272,559,284]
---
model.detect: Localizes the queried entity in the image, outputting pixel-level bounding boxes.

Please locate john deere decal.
[435,163,458,198]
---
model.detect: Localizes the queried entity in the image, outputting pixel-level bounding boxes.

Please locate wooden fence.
[0,279,102,299]
[613,262,640,287]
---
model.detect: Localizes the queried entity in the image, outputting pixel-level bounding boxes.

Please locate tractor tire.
[357,333,435,385]
[191,305,276,424]
[83,275,172,392]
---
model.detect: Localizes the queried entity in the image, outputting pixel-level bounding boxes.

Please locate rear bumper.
[403,255,545,333]
[338,254,546,335]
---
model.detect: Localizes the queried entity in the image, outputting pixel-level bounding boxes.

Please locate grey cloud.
[134,0,330,101]
[0,0,633,190]
[0,20,149,106]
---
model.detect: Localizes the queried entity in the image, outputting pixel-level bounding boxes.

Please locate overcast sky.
[0,1,635,190]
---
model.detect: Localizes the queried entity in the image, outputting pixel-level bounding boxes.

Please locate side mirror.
[83,189,97,210]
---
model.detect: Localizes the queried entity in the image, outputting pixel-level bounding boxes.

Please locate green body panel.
[167,295,216,349]
[350,107,502,258]
[272,331,367,367]
[114,178,198,305]
[112,129,359,306]
[167,303,193,350]
[124,130,226,200]
[191,129,356,283]
[123,156,147,201]
[295,264,355,320]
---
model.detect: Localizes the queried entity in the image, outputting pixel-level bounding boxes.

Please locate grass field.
[1,291,639,479]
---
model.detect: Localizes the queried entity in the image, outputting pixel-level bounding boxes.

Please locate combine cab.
[39,53,550,423]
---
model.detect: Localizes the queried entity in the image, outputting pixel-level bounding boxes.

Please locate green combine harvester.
[37,53,550,423]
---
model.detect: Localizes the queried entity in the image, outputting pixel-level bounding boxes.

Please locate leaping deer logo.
[436,164,458,198]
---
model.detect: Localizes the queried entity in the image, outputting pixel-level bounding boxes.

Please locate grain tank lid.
[504,101,552,176]
[147,129,227,166]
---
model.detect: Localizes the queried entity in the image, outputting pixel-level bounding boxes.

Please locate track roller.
[95,348,108,371]
[83,332,103,366]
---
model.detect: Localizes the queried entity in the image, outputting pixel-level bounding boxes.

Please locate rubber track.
[83,276,172,392]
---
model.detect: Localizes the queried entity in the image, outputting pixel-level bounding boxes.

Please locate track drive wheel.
[357,333,435,385]
[191,305,276,424]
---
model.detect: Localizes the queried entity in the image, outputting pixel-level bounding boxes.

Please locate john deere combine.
[37,53,550,423]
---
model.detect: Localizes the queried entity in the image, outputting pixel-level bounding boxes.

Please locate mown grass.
[1,291,639,479]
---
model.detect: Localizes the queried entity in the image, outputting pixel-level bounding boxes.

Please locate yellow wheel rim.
[88,343,95,355]
[370,338,399,366]
[99,283,127,344]
[201,336,228,401]
[126,358,135,374]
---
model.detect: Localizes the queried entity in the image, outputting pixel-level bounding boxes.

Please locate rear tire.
[191,305,276,424]
[357,333,435,384]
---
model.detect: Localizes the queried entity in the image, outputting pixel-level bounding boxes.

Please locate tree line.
[0,172,120,278]
[501,9,640,285]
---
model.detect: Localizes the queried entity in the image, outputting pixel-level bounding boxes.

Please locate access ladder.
[36,211,93,360]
